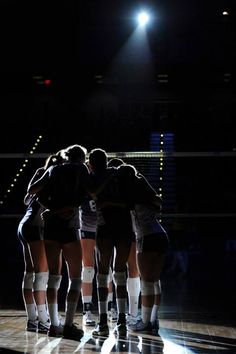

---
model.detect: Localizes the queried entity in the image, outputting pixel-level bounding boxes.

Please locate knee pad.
[47,274,62,290]
[96,273,109,288]
[33,272,49,291]
[108,267,113,282]
[82,266,95,283]
[141,280,155,296]
[22,272,34,289]
[113,271,126,287]
[154,280,161,295]
[68,277,81,292]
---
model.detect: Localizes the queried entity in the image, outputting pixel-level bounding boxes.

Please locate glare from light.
[162,338,194,354]
[37,337,61,354]
[137,11,149,26]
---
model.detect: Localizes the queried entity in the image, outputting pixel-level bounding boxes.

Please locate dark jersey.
[38,162,89,209]
[90,167,133,236]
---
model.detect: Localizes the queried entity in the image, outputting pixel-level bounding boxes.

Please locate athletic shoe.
[26,319,38,332]
[151,319,160,336]
[38,320,50,334]
[126,314,141,325]
[63,323,84,341]
[48,323,64,337]
[107,308,118,322]
[113,323,127,337]
[128,319,153,334]
[83,311,96,326]
[92,323,109,337]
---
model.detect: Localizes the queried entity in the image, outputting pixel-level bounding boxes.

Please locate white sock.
[82,295,92,304]
[151,304,159,323]
[65,301,78,327]
[127,277,140,316]
[37,304,49,324]
[98,301,107,315]
[142,306,152,324]
[107,290,113,303]
[26,303,37,321]
[116,298,126,315]
[48,303,60,326]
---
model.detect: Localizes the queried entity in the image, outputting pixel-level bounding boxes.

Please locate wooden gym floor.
[0,273,236,354]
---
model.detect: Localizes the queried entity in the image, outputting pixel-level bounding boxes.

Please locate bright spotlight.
[137,11,149,27]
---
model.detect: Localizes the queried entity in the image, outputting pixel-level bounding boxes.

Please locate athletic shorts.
[44,219,80,244]
[137,232,169,254]
[131,232,136,242]
[17,222,44,243]
[96,224,134,241]
[80,230,96,240]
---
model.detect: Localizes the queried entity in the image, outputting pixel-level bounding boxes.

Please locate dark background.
[0,1,236,309]
[0,0,235,153]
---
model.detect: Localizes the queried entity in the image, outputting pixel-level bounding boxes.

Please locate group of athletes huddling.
[17,144,169,341]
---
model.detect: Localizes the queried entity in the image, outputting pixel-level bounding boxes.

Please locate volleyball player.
[18,153,63,334]
[117,164,169,335]
[89,148,133,337]
[80,194,97,326]
[28,144,89,341]
[107,158,141,324]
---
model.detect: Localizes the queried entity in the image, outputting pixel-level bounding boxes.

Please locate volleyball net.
[1,151,236,222]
